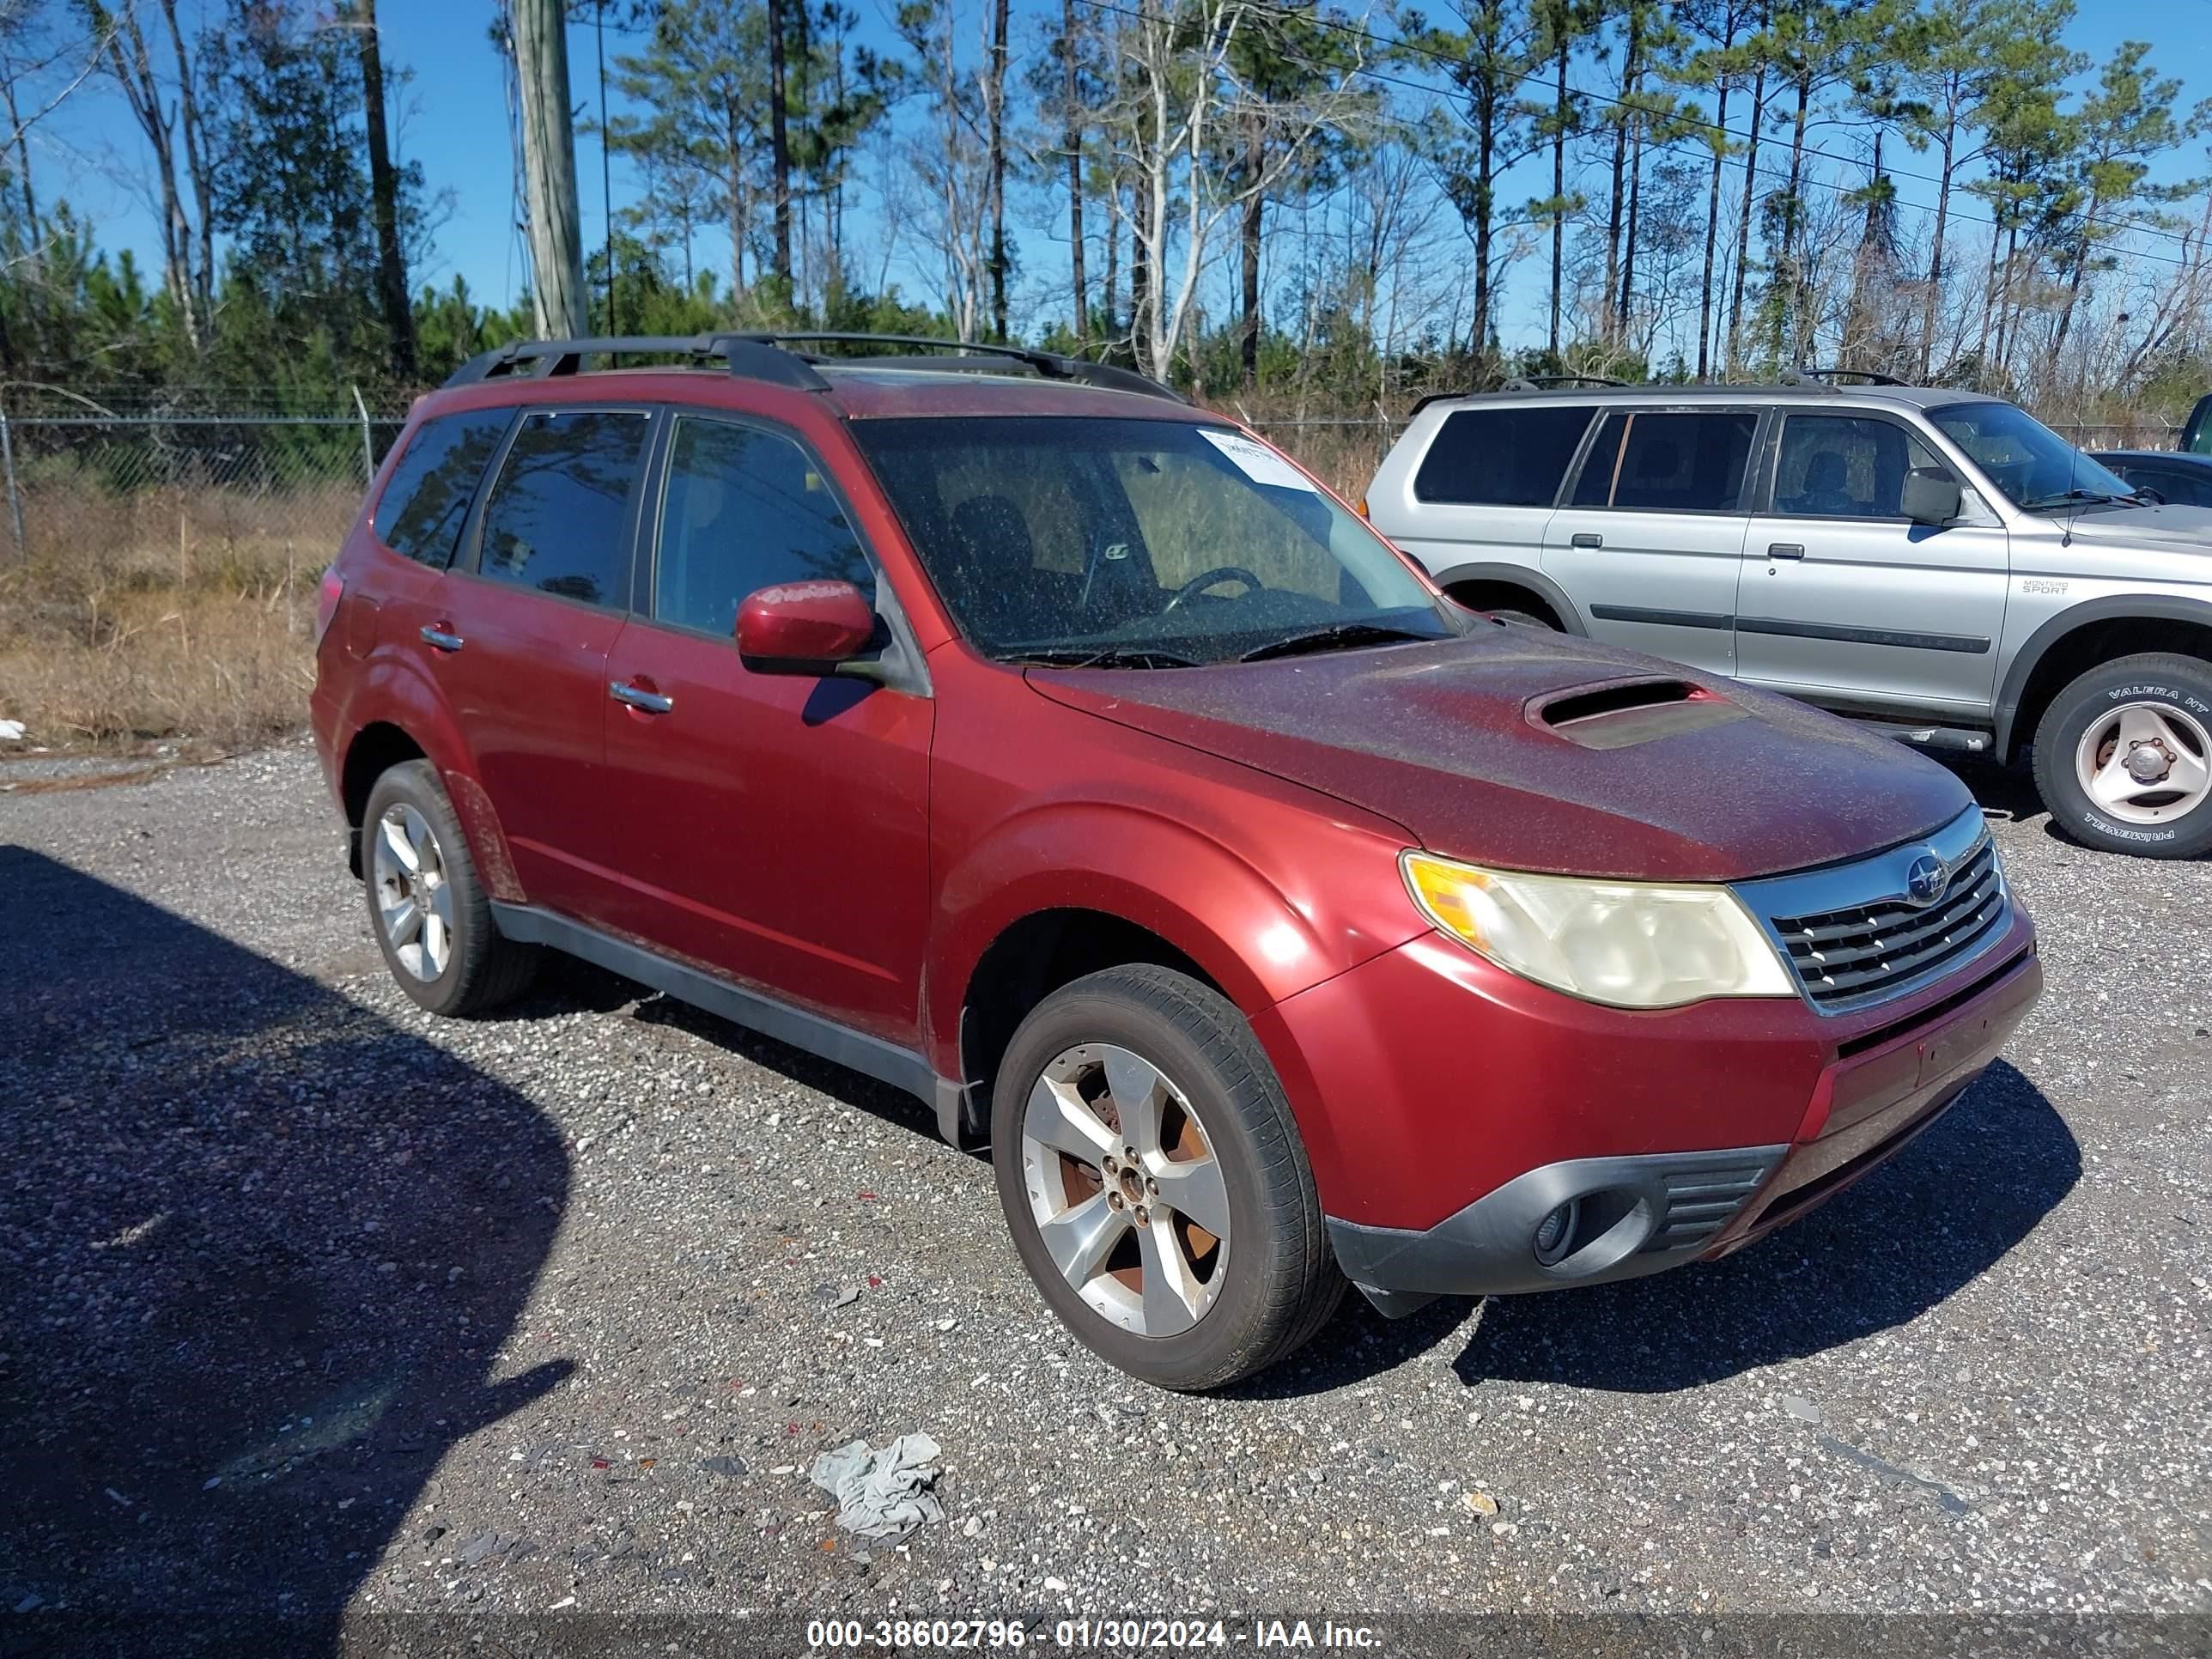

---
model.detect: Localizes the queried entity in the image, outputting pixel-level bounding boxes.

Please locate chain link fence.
[0,403,409,568]
[0,400,2184,568]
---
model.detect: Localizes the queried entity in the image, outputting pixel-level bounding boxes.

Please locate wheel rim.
[2074,701,2212,825]
[1018,1042,1231,1339]
[370,802,454,981]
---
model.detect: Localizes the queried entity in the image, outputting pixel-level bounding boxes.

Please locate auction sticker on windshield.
[1199,427,1318,492]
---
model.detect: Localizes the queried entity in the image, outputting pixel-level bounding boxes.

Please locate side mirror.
[1901,467,1962,526]
[736,580,878,675]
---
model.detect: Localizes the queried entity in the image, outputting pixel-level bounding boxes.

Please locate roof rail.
[1781,366,1905,386]
[1501,373,1630,391]
[728,331,1187,404]
[441,330,1189,404]
[443,333,832,391]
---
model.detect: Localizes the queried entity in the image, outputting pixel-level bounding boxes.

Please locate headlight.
[1401,850,1795,1009]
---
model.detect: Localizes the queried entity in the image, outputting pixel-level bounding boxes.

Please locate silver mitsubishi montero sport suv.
[1365,378,2212,859]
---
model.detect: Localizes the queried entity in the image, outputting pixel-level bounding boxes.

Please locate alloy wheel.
[371,802,454,981]
[2074,702,2211,825]
[1018,1042,1231,1338]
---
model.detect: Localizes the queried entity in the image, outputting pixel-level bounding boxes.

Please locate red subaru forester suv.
[311,332,2043,1389]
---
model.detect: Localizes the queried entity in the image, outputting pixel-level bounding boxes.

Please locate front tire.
[2032,653,2212,860]
[990,965,1343,1391]
[362,760,539,1015]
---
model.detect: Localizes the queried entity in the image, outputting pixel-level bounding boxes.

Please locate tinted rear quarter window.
[374,408,513,566]
[476,409,653,607]
[1413,405,1594,506]
[1571,410,1758,512]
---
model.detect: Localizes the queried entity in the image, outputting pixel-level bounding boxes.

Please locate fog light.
[1533,1198,1581,1267]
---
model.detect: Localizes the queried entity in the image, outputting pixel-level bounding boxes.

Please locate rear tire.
[990,965,1343,1391]
[2031,653,2212,860]
[362,760,539,1015]
[1484,608,1557,630]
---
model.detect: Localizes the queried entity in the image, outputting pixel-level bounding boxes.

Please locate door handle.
[1570,532,1603,549]
[610,680,674,714]
[419,624,464,652]
[1766,543,1806,561]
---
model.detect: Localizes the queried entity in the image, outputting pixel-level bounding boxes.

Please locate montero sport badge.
[1904,852,1950,907]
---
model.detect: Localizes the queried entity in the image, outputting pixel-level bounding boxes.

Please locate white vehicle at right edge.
[1364,374,2212,860]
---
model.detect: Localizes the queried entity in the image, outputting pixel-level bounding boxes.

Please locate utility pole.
[356,0,418,380]
[597,0,616,334]
[511,0,589,338]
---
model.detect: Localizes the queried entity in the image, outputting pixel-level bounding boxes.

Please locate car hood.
[1025,629,1973,882]
[2046,502,2212,549]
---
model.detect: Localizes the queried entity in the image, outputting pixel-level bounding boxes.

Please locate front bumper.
[1257,903,2041,1311]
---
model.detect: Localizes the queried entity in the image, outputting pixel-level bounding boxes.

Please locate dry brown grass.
[0,428,1378,756]
[0,483,348,754]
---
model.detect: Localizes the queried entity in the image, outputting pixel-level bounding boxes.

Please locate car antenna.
[2063,434,2082,547]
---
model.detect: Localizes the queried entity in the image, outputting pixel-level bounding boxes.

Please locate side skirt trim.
[489,902,951,1129]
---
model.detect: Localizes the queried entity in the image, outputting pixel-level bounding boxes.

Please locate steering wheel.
[1163,566,1264,612]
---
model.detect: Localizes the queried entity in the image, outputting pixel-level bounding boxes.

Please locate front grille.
[1638,1154,1779,1255]
[1770,837,2003,1008]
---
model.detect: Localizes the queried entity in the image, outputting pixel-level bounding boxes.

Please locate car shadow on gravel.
[0,848,572,1655]
[1452,1060,2078,1394]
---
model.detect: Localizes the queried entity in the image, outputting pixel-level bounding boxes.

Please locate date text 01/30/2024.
[804,1618,1384,1650]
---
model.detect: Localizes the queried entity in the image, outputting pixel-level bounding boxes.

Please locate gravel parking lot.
[3,740,2209,1650]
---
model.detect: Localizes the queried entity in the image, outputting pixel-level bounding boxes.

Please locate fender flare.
[1431,561,1589,635]
[1994,592,2212,757]
[338,653,526,903]
[927,801,1402,1182]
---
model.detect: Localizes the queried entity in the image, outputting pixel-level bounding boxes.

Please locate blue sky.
[46,0,2212,349]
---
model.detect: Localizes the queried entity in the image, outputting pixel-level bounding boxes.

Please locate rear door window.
[374,408,513,566]
[1413,405,1594,506]
[474,409,653,607]
[1771,415,1948,519]
[1570,410,1759,512]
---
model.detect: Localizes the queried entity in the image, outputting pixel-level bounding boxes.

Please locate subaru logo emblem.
[1904,853,1949,907]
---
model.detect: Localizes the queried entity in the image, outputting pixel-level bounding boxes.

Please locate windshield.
[1927,402,2136,510]
[851,416,1461,665]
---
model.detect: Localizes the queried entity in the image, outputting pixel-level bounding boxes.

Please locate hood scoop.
[1529,678,1748,750]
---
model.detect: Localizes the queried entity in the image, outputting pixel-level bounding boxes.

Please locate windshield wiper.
[1001,646,1201,670]
[1237,623,1437,664]
[2017,487,2136,511]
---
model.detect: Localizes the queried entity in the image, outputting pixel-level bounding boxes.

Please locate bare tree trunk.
[1620,125,1644,337]
[514,0,588,335]
[356,0,417,380]
[1920,118,1955,380]
[1724,15,1766,369]
[155,0,214,331]
[1696,27,1735,377]
[1104,181,1120,337]
[1602,106,1626,343]
[1063,0,1087,343]
[725,101,751,307]
[1,73,33,230]
[985,0,1010,338]
[1547,35,1567,356]
[1240,121,1263,386]
[1130,176,1151,359]
[1992,222,2019,377]
[103,9,200,348]
[1614,6,1644,337]
[1470,62,1498,359]
[767,0,793,286]
[1782,70,1810,362]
